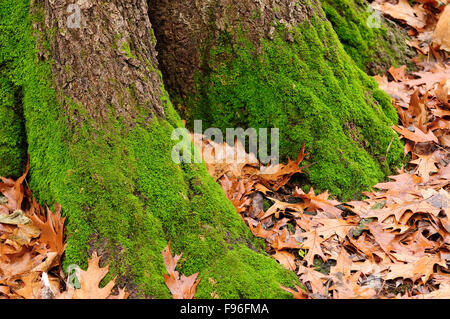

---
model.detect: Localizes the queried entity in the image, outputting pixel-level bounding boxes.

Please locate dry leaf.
[29,203,66,256]
[280,285,308,299]
[273,251,297,271]
[57,252,127,299]
[389,65,407,82]
[433,5,450,52]
[162,242,201,299]
[372,0,427,30]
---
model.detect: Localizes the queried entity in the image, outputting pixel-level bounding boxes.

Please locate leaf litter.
[0,165,128,299]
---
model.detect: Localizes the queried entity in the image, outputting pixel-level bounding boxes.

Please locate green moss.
[196,245,294,298]
[0,71,27,178]
[321,0,414,74]
[185,17,404,200]
[1,0,297,298]
[120,41,137,60]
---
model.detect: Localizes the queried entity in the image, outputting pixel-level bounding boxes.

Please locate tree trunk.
[0,0,296,298]
[148,0,406,199]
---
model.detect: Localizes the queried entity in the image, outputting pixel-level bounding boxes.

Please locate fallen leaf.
[273,251,297,271]
[0,210,32,226]
[297,264,329,295]
[433,5,450,52]
[332,271,377,299]
[272,228,302,250]
[298,230,327,266]
[162,242,201,299]
[294,188,342,217]
[246,220,275,240]
[280,285,308,299]
[372,0,428,30]
[29,203,66,256]
[393,125,439,144]
[389,65,407,82]
[257,144,306,191]
[56,252,127,299]
[0,164,29,212]
[411,153,439,181]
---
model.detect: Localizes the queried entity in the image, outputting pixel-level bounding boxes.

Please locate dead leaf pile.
[0,167,127,299]
[373,0,449,103]
[207,122,450,298]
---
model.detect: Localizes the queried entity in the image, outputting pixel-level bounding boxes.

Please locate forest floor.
[0,0,449,299]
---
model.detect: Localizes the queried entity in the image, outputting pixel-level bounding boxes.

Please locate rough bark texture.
[45,0,165,124]
[149,0,320,100]
[148,0,405,199]
[0,0,296,298]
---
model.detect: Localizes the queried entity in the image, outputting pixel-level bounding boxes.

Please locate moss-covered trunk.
[0,0,296,298]
[149,0,406,199]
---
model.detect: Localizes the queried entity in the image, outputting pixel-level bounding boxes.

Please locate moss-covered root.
[0,0,297,298]
[321,0,415,74]
[0,72,27,178]
[61,117,297,298]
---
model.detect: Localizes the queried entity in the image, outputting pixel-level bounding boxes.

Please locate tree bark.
[0,0,295,298]
[148,0,406,199]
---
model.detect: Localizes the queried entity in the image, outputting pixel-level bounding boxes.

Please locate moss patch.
[0,0,297,298]
[0,71,27,178]
[321,0,414,74]
[185,16,404,200]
